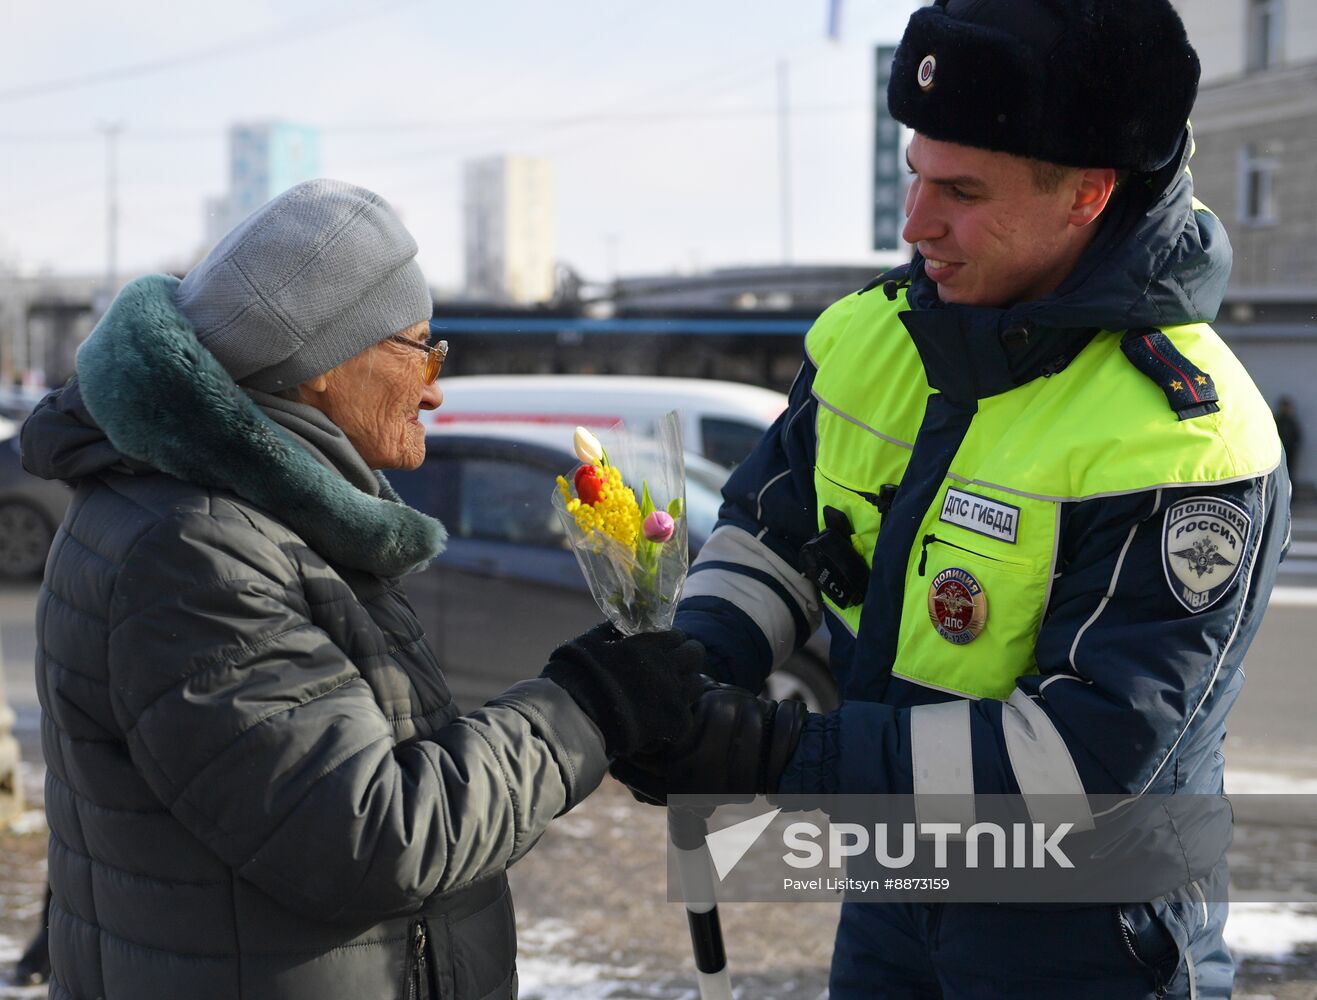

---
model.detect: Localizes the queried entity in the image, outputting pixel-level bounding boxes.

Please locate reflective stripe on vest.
[806,290,1281,701]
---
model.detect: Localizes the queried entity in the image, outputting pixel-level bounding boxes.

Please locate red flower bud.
[574,465,604,505]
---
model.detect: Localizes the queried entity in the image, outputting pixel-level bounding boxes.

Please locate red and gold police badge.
[927,567,988,645]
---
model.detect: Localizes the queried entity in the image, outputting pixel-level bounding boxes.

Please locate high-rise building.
[462,155,555,304]
[205,123,322,246]
[1175,0,1317,490]
[1178,0,1317,290]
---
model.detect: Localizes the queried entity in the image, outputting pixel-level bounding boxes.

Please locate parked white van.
[423,375,786,468]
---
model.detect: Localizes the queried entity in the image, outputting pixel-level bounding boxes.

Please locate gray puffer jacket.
[21,276,608,1000]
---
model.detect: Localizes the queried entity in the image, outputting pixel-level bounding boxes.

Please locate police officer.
[613,1,1291,996]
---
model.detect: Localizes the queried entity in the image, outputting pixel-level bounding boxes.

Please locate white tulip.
[573,426,605,465]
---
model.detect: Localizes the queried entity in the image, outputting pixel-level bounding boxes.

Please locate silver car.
[0,424,70,580]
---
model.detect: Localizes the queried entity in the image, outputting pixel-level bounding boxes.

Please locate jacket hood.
[21,274,446,577]
[906,126,1232,333]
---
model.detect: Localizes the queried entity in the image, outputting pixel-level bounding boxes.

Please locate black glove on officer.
[609,680,808,804]
[540,623,707,759]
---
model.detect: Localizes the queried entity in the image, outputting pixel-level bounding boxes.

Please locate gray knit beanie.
[176,178,432,393]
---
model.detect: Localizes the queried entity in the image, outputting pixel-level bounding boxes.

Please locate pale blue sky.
[0,0,919,290]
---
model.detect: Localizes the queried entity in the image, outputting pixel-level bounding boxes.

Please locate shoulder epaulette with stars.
[1120,327,1220,421]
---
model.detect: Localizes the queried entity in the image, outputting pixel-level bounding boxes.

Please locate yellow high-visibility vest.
[807,288,1281,699]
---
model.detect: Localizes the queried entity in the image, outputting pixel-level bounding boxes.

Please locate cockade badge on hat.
[918,54,937,91]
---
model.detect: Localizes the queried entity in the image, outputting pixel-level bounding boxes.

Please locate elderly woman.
[20,180,703,1000]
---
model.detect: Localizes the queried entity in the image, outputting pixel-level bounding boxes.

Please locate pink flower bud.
[642,510,675,543]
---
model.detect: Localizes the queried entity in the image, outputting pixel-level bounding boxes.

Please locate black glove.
[609,680,808,805]
[540,623,706,758]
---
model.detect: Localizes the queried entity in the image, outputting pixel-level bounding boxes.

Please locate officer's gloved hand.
[609,680,808,806]
[540,623,706,759]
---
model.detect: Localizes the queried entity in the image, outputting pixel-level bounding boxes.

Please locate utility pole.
[826,0,843,41]
[99,122,124,303]
[777,60,793,264]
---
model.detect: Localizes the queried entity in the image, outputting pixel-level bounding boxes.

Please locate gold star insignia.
[1170,380,1184,391]
[1195,374,1208,387]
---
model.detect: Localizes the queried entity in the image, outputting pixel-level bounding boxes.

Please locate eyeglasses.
[388,335,448,385]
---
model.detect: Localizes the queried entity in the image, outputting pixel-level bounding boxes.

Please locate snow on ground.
[1226,769,1317,795]
[12,763,43,815]
[517,964,687,1000]
[516,958,644,1000]
[516,919,656,1000]
[1227,904,1317,960]
[514,917,718,999]
[0,935,44,999]
[1223,760,1317,968]
[515,907,1317,999]
[4,813,43,837]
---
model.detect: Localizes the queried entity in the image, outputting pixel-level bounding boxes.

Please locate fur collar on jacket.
[68,273,446,577]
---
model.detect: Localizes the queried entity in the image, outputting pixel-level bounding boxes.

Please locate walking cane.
[668,807,733,1000]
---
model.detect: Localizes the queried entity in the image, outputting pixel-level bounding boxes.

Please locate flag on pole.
[826,0,843,41]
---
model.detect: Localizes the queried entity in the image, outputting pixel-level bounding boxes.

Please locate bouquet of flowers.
[551,411,688,634]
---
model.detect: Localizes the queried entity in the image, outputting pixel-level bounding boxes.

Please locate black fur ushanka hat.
[887,0,1200,173]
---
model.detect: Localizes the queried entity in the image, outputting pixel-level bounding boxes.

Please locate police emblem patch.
[918,54,936,91]
[927,567,987,644]
[1162,496,1252,614]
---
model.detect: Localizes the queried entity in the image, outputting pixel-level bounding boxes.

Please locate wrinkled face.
[902,133,1096,308]
[312,320,442,470]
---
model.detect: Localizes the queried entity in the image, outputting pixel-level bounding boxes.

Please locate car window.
[388,457,460,523]
[395,437,725,547]
[700,416,765,469]
[393,454,566,547]
[458,458,566,548]
[684,473,724,543]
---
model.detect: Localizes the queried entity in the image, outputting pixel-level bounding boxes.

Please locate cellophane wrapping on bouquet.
[551,411,689,635]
